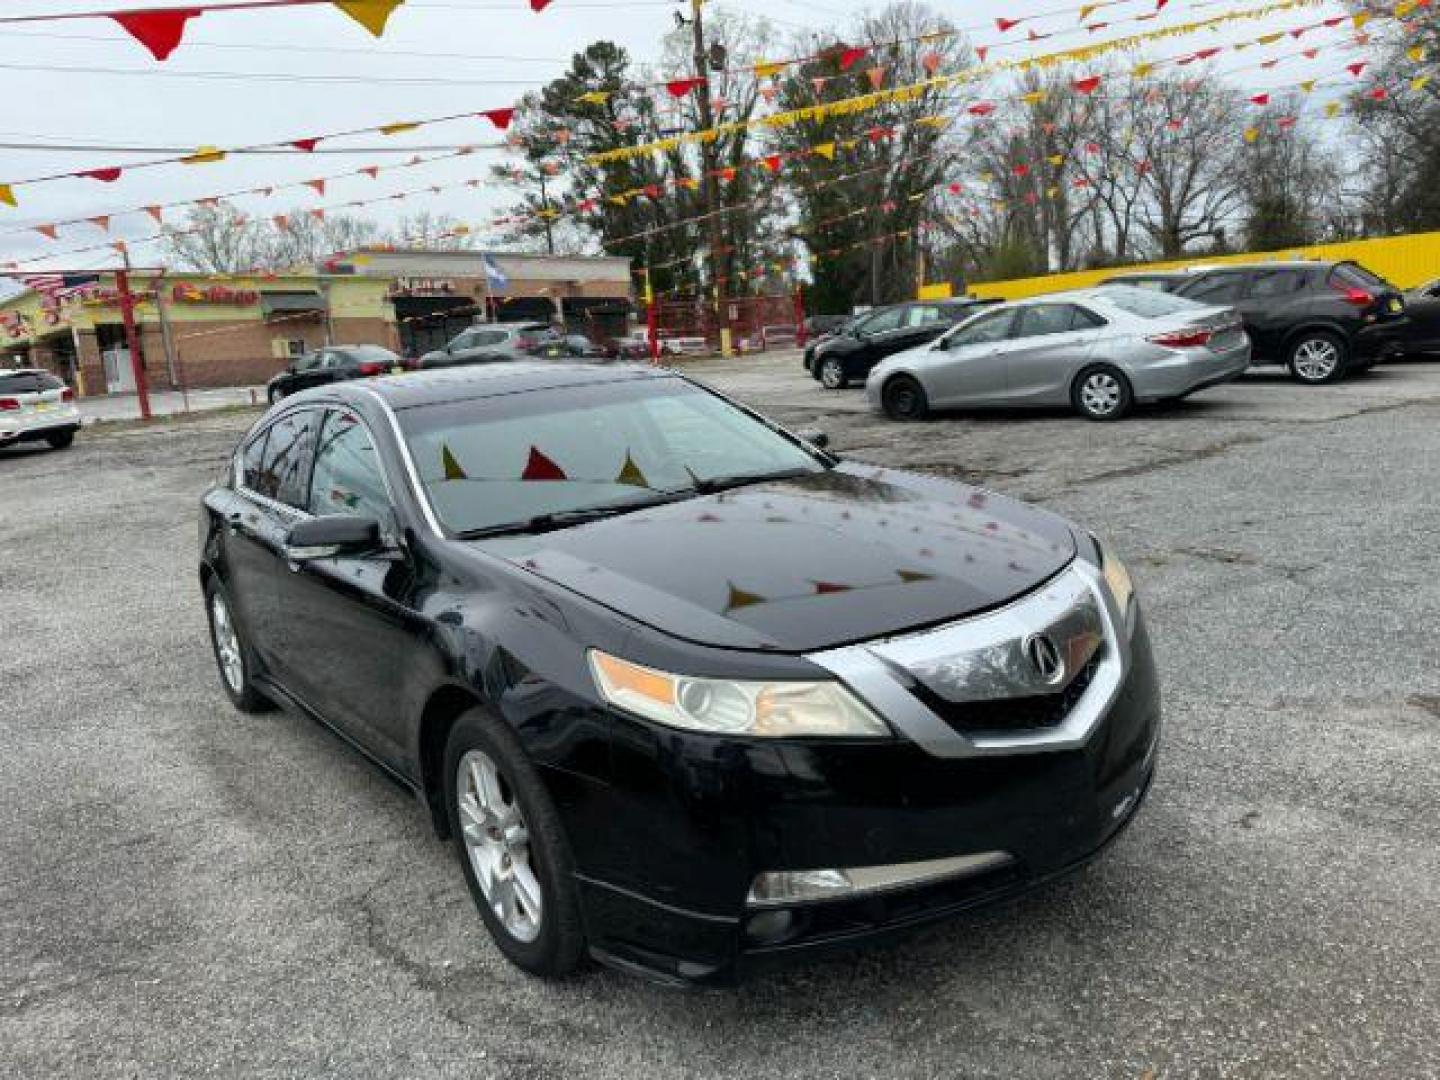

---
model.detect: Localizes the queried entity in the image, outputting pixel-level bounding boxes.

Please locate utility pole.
[114,247,152,421]
[688,0,732,357]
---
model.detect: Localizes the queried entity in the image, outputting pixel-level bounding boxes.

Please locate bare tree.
[1237,95,1351,249]
[385,211,478,250]
[159,204,264,273]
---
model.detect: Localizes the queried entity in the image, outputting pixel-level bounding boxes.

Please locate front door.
[269,406,425,766]
[924,308,1018,407]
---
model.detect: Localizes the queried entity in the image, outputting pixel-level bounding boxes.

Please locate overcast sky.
[0,0,1354,275]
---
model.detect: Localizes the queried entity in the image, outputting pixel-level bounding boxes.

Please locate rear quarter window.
[1330,263,1392,292]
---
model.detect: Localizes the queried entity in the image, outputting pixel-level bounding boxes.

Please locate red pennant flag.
[838,46,867,70]
[360,165,380,178]
[310,208,326,220]
[35,224,58,240]
[521,446,567,481]
[89,216,110,231]
[1073,75,1102,94]
[80,167,123,183]
[144,205,164,223]
[305,179,327,195]
[110,8,201,61]
[1196,47,1221,60]
[198,197,220,208]
[665,77,705,98]
[1369,86,1388,100]
[968,102,996,116]
[1156,0,1170,8]
[291,138,321,152]
[1028,28,1051,41]
[1085,141,1101,154]
[719,166,737,181]
[1347,62,1368,76]
[921,51,942,75]
[1277,116,1298,129]
[812,581,851,595]
[1013,163,1031,177]
[996,17,1022,31]
[1072,177,1091,188]
[1166,118,1184,131]
[1250,93,1271,105]
[811,76,827,96]
[1323,15,1344,27]
[481,107,515,130]
[866,66,885,90]
[762,154,783,172]
[975,45,989,63]
[273,215,290,230]
[530,0,552,9]
[948,182,963,194]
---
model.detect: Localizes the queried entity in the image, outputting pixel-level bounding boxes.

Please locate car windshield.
[1094,287,1205,318]
[399,377,826,536]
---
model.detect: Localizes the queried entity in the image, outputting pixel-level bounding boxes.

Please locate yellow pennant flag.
[754,60,785,79]
[0,183,15,208]
[1132,62,1154,78]
[334,0,405,37]
[1407,46,1425,63]
[1325,101,1342,118]
[1300,80,1316,93]
[1047,186,1060,199]
[1396,0,1417,14]
[381,122,419,135]
[1243,127,1259,143]
[1079,4,1098,21]
[616,451,649,488]
[1352,11,1369,29]
[1022,90,1046,105]
[182,146,226,164]
[1413,75,1432,92]
[812,142,836,160]
[1257,32,1283,45]
[441,444,467,482]
[1047,154,1065,166]
[576,90,611,105]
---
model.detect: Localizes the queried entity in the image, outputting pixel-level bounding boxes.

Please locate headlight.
[588,650,891,738]
[1096,536,1135,616]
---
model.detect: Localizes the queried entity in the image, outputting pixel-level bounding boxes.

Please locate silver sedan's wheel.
[1289,336,1342,383]
[457,749,543,944]
[210,593,244,694]
[1080,372,1123,416]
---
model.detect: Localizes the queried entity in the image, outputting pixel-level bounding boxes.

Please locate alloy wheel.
[1292,338,1340,381]
[210,594,244,694]
[456,749,543,944]
[1080,372,1123,417]
[820,359,845,389]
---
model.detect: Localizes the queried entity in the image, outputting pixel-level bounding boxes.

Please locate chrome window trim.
[232,404,322,520]
[806,561,1129,759]
[352,385,445,538]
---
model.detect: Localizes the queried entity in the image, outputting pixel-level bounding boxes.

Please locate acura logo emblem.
[1022,633,1066,685]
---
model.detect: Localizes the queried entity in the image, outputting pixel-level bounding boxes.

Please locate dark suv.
[804,299,999,389]
[1102,261,1405,384]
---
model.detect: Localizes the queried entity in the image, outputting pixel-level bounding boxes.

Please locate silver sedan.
[865,286,1251,421]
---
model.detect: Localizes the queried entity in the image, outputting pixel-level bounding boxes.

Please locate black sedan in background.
[200,363,1159,984]
[265,344,402,403]
[805,298,1000,388]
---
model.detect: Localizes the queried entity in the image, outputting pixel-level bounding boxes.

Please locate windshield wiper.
[686,466,819,496]
[456,492,686,540]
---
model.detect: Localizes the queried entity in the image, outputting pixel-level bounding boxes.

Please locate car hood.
[473,463,1077,653]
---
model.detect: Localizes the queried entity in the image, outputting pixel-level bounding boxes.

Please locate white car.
[0,368,81,451]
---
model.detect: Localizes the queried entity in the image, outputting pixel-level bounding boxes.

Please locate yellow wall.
[968,231,1440,301]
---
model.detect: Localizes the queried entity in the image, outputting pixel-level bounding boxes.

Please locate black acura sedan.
[199,363,1160,984]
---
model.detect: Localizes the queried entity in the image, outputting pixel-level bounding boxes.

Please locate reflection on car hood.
[474,462,1077,652]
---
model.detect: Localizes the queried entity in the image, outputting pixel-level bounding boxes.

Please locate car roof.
[334,361,672,411]
[0,367,51,376]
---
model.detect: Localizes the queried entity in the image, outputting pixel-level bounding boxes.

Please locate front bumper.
[0,405,82,443]
[572,606,1161,986]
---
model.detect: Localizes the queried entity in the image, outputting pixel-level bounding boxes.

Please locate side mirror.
[285,515,383,561]
[797,427,830,449]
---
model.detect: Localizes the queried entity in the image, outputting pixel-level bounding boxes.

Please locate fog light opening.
[747,852,1014,909]
[744,909,799,945]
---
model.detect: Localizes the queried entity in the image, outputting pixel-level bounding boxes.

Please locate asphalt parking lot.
[2,355,1437,1079]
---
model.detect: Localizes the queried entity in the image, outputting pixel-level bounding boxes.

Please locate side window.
[1016,305,1081,338]
[947,309,1016,347]
[257,409,320,509]
[240,428,270,493]
[1182,274,1245,304]
[293,351,321,372]
[1248,270,1305,298]
[859,307,905,335]
[309,410,391,520]
[1072,305,1106,328]
[905,305,942,327]
[450,331,476,351]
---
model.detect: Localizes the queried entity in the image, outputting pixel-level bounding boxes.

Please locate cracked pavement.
[2,355,1437,1079]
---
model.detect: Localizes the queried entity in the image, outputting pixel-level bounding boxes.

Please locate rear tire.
[45,429,75,450]
[819,357,848,389]
[1287,331,1347,384]
[881,375,929,420]
[1072,365,1133,421]
[204,578,273,713]
[444,710,586,978]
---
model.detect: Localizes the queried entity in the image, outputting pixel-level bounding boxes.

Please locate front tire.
[819,357,848,389]
[267,385,285,405]
[204,579,272,713]
[1072,365,1133,421]
[882,375,929,420]
[1287,331,1347,384]
[45,429,75,450]
[444,710,585,978]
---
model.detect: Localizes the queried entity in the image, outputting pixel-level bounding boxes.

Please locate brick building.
[0,250,635,397]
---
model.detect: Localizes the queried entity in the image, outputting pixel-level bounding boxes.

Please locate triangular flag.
[273,215,290,230]
[615,451,649,488]
[305,178,327,195]
[332,1,405,37]
[1022,90,1046,105]
[838,46,867,70]
[921,51,942,75]
[1299,80,1316,94]
[310,208,326,220]
[1133,62,1154,78]
[975,45,989,63]
[761,154,782,173]
[110,8,201,61]
[1353,12,1370,29]
[35,224,58,240]
[812,581,851,595]
[1347,62,1368,77]
[724,583,765,611]
[144,205,163,223]
[80,167,123,183]
[0,184,14,208]
[1325,101,1342,118]
[575,90,610,106]
[1413,75,1432,92]
[812,142,836,160]
[1243,127,1259,143]
[1408,46,1426,63]
[754,60,784,79]
[360,165,380,178]
[665,77,705,98]
[291,138,321,152]
[866,66,885,90]
[1073,75,1102,94]
[1079,4,1098,20]
[441,444,467,481]
[996,17,1022,32]
[89,216,110,232]
[968,102,996,116]
[381,121,419,135]
[183,146,226,164]
[521,446,567,481]
[1250,93,1270,105]
[481,107,515,130]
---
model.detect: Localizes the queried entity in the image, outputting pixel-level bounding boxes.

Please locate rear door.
[1003,303,1107,405]
[924,308,1018,407]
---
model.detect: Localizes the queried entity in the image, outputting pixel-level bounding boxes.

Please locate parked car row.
[809,258,1426,422]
